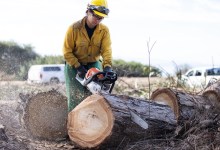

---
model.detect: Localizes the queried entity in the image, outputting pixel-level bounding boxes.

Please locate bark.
[68,94,177,149]
[102,93,177,146]
[151,88,214,123]
[151,88,216,137]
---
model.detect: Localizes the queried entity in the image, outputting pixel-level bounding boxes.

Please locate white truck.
[181,67,220,88]
[27,64,65,84]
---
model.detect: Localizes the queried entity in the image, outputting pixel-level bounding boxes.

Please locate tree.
[113,59,161,77]
[0,41,38,76]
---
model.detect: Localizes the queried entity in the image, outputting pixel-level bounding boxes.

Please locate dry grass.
[0,71,16,81]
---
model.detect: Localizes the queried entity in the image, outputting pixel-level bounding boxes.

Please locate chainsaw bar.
[130,110,148,129]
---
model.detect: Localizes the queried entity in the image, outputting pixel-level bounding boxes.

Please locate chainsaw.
[76,68,117,94]
[76,68,148,129]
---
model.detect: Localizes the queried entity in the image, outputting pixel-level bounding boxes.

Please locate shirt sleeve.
[62,26,80,68]
[101,28,112,68]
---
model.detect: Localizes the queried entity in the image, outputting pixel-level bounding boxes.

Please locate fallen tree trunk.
[68,94,176,149]
[68,89,216,149]
[151,88,214,122]
[150,88,217,138]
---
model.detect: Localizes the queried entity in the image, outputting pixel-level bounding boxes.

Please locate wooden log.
[21,90,68,140]
[151,88,214,123]
[68,94,177,149]
[67,94,114,148]
[201,81,220,109]
[150,88,218,139]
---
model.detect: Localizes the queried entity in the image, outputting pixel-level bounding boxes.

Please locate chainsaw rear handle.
[84,71,117,86]
[98,71,117,82]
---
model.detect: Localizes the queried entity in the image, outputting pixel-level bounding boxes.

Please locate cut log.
[150,88,218,138]
[22,90,68,140]
[68,94,177,149]
[151,88,214,123]
[67,94,114,148]
[201,81,220,109]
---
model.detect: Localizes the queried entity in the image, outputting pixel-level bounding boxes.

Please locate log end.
[151,88,179,119]
[67,94,114,149]
[24,90,68,140]
[202,90,220,108]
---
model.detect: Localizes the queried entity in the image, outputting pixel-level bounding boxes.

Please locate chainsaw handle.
[98,71,117,82]
[84,71,117,85]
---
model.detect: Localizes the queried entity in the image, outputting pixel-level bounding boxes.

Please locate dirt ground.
[1,79,220,150]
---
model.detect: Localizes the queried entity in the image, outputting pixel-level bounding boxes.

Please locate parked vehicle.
[27,64,65,84]
[180,67,220,88]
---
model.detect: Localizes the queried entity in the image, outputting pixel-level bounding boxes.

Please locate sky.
[1,0,220,74]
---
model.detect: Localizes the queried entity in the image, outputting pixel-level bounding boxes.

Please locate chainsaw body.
[76,68,117,94]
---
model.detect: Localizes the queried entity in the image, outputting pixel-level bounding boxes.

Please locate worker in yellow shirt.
[62,0,112,112]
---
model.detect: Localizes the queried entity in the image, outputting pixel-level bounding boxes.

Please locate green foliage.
[113,59,161,77]
[0,41,39,76]
[32,55,65,64]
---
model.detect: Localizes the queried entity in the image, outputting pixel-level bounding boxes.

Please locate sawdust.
[23,90,68,140]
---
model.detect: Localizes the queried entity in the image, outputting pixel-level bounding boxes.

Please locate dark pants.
[64,61,102,112]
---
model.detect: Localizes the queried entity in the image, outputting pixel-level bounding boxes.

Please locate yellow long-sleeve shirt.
[63,17,112,68]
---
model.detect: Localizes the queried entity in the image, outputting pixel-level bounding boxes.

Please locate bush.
[0,41,39,79]
[113,59,161,77]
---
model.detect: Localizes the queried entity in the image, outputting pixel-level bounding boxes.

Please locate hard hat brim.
[93,10,108,17]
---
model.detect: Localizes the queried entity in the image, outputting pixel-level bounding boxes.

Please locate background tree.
[112,59,161,77]
[0,41,38,76]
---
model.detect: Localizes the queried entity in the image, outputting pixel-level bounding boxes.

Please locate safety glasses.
[91,11,104,20]
[89,5,109,15]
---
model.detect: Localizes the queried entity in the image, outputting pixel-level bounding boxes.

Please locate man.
[63,0,112,112]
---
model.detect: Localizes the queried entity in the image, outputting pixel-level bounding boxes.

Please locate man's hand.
[103,66,112,72]
[76,65,87,78]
